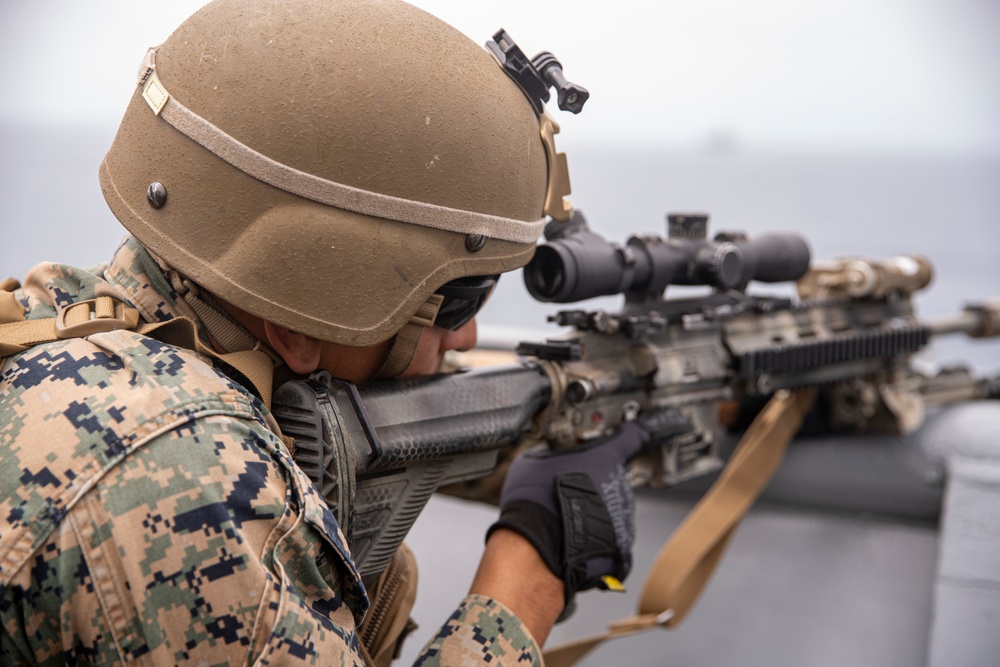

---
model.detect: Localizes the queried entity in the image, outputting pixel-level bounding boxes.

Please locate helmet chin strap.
[372,294,444,380]
[153,253,283,365]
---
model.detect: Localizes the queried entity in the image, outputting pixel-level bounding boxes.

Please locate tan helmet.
[100,0,571,356]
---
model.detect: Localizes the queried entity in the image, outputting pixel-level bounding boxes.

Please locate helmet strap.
[137,48,545,245]
[372,294,444,379]
[157,260,265,355]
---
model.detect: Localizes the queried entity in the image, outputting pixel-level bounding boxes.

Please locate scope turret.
[524,211,812,303]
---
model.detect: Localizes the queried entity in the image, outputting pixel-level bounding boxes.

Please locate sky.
[1,0,998,155]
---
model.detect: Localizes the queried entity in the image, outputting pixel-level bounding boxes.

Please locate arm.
[470,529,565,646]
[50,403,564,667]
[406,530,562,667]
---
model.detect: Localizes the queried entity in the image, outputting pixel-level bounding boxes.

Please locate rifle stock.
[272,363,551,585]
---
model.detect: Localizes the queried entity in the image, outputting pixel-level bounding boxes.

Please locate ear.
[263,321,323,375]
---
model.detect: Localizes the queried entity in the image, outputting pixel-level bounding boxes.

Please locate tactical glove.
[487,420,649,618]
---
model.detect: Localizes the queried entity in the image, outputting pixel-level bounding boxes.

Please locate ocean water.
[5,120,995,371]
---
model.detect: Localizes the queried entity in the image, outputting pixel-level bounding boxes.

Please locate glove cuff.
[487,500,564,579]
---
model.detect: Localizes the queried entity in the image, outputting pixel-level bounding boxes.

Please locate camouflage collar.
[107,237,262,355]
[104,235,213,343]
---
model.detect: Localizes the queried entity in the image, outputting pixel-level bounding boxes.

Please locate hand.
[487,420,648,618]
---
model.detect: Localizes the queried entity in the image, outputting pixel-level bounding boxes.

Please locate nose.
[440,318,478,353]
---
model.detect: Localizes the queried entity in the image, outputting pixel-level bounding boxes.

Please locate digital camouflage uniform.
[0,236,541,665]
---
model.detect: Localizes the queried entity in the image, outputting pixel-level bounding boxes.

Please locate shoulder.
[3,327,261,440]
[0,329,268,583]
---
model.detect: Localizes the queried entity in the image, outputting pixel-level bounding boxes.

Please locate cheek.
[315,338,393,384]
[402,328,446,376]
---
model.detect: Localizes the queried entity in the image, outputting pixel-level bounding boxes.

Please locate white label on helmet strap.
[142,72,170,116]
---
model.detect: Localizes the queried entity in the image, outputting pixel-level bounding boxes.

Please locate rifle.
[272,210,999,589]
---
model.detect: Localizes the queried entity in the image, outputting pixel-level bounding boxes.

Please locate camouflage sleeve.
[1,411,369,666]
[414,595,542,666]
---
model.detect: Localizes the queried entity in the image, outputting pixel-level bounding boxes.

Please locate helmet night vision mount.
[487,29,590,114]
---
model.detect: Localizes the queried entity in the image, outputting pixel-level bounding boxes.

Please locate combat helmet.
[100,0,574,375]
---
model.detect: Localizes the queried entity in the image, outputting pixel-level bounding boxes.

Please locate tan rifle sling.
[543,387,816,667]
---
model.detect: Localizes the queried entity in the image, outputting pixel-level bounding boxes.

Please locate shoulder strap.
[0,280,277,408]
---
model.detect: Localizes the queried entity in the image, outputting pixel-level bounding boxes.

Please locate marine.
[0,0,642,664]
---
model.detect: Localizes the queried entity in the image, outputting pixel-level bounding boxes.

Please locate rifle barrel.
[928,304,1000,339]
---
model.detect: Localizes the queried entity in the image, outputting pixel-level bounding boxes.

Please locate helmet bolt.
[146,182,168,209]
[465,234,487,252]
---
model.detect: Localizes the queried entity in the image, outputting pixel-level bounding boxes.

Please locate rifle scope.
[524,212,812,303]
